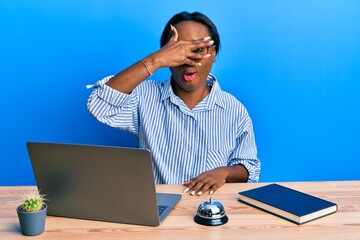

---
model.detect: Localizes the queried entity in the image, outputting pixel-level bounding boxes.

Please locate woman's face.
[170,21,216,95]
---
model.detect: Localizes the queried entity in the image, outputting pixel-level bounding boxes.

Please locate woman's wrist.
[142,54,162,75]
[225,165,249,183]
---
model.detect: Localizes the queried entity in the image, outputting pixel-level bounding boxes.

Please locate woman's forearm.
[106,54,161,94]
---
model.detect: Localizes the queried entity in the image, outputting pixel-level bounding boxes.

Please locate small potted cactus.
[16,190,47,236]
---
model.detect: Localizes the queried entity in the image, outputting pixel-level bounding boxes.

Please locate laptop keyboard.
[158,205,168,216]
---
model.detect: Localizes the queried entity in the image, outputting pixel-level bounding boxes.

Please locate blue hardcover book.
[238,184,338,224]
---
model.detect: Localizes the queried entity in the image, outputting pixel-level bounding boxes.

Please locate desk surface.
[1,181,360,240]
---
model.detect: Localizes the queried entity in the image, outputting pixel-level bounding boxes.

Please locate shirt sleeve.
[87,76,140,135]
[227,112,261,183]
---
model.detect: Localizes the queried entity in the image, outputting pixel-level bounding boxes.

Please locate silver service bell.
[194,197,228,226]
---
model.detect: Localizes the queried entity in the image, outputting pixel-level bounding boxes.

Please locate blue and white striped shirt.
[87,74,260,183]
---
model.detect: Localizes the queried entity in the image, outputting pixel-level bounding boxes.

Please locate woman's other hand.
[183,165,249,196]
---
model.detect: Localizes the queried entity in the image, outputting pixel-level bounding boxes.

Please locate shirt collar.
[160,73,226,110]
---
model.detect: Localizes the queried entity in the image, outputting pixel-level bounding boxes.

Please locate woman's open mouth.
[183,71,196,81]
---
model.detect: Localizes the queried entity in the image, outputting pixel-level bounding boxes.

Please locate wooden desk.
[1,181,360,239]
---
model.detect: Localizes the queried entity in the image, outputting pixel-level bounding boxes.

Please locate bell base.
[194,215,228,226]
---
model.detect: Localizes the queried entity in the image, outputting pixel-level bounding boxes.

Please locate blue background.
[1,0,359,185]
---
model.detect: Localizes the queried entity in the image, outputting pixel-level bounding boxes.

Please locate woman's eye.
[192,48,204,53]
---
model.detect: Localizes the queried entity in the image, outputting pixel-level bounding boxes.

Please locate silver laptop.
[26,142,182,226]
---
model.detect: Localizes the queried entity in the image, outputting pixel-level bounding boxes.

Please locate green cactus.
[21,191,46,212]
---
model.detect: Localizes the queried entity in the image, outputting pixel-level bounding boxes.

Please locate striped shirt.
[87,74,261,184]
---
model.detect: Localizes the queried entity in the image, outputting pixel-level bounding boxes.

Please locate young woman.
[88,11,261,196]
